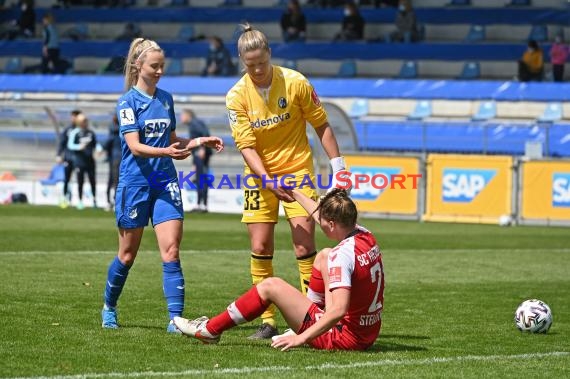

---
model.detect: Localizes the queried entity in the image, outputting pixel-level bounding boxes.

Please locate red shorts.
[298,303,367,351]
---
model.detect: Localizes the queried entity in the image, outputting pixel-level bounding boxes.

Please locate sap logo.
[552,173,570,207]
[442,169,496,203]
[350,166,401,201]
[144,118,170,138]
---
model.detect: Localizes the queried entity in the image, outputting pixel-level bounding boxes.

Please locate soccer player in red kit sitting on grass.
[174,188,384,351]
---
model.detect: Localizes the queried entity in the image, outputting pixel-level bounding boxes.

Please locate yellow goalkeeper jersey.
[226,65,328,176]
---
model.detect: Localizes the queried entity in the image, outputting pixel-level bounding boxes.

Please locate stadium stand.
[1,3,570,79]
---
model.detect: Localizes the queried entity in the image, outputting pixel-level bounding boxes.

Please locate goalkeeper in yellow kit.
[227,23,348,339]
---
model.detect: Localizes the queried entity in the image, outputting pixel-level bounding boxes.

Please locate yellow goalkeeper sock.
[297,251,317,295]
[251,253,276,327]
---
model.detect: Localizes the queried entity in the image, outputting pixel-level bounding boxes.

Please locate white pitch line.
[4,351,569,379]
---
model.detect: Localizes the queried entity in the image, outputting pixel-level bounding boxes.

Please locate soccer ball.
[514,299,553,333]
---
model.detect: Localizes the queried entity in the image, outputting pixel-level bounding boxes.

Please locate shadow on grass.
[368,341,428,352]
[379,334,431,340]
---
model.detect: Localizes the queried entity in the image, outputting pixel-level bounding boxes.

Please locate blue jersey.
[116,87,178,187]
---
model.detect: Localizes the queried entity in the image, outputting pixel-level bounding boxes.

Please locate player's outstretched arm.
[288,189,320,224]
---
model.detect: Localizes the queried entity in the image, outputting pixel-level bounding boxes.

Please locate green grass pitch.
[0,205,568,378]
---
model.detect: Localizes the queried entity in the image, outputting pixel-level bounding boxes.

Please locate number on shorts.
[244,190,260,210]
[368,262,383,313]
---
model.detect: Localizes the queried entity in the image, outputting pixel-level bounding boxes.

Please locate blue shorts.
[115,183,184,229]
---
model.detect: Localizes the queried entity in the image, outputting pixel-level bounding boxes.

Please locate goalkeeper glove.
[327,156,352,194]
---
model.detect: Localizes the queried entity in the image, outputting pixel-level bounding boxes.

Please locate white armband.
[195,137,202,147]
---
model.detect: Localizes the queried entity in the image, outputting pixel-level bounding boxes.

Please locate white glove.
[327,156,352,194]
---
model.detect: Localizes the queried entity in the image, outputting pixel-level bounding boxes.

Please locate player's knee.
[251,242,273,255]
[257,277,286,298]
[118,251,137,266]
[293,244,315,258]
[161,245,180,262]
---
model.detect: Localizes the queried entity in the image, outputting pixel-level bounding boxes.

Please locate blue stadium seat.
[177,25,194,42]
[232,24,244,41]
[447,0,471,5]
[398,61,418,79]
[4,57,22,74]
[337,59,357,78]
[464,25,485,42]
[283,59,298,70]
[408,100,432,121]
[40,164,66,186]
[527,25,548,42]
[62,23,89,41]
[166,59,183,75]
[458,62,480,80]
[348,99,369,118]
[221,0,242,5]
[471,101,496,121]
[170,0,188,5]
[507,0,531,6]
[537,102,562,123]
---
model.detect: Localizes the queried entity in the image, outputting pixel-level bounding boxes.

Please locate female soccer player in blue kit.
[101,38,224,332]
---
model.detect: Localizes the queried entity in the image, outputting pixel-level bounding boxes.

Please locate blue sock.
[104,256,131,308]
[163,261,185,320]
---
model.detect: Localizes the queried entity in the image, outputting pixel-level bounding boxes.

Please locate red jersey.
[328,225,384,349]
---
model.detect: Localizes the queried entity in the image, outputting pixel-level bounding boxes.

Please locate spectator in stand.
[41,13,60,74]
[549,35,569,82]
[115,22,142,41]
[333,2,365,42]
[375,0,399,7]
[0,0,35,40]
[280,0,306,43]
[386,0,418,43]
[518,39,544,82]
[201,36,237,77]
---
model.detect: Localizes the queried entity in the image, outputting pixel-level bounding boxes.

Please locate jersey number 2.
[368,262,383,313]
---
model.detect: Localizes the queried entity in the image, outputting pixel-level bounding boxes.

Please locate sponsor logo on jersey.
[552,172,570,207]
[329,266,342,283]
[311,89,321,106]
[350,166,402,201]
[144,118,170,138]
[278,97,287,109]
[442,168,496,203]
[250,112,291,128]
[119,108,135,126]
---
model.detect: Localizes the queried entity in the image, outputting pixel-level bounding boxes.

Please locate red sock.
[307,266,325,307]
[309,266,324,293]
[206,286,269,336]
